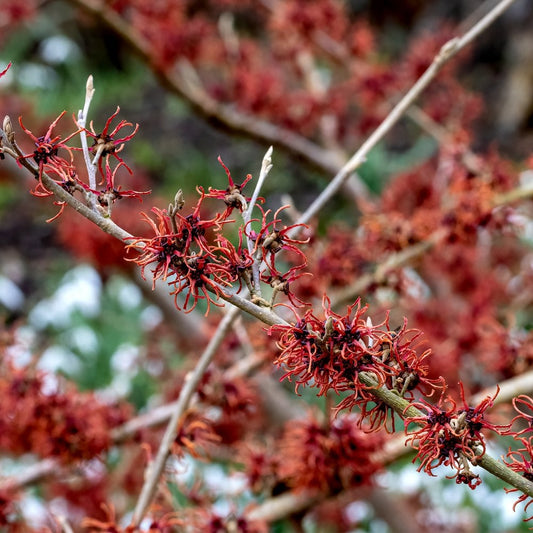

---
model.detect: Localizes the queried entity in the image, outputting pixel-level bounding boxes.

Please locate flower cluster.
[405,385,504,487]
[127,160,310,313]
[127,198,230,313]
[195,369,262,444]
[15,104,146,220]
[270,296,442,430]
[0,360,131,464]
[361,148,516,256]
[275,413,384,493]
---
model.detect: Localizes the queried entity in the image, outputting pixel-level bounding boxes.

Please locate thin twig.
[131,305,241,526]
[244,146,274,296]
[77,75,97,194]
[55,515,75,533]
[294,0,519,228]
[0,458,60,492]
[330,230,447,308]
[330,165,533,308]
[471,370,533,407]
[244,146,273,224]
[246,490,321,522]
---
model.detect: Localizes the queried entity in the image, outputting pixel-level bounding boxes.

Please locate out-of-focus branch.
[0,458,60,492]
[471,370,533,407]
[131,305,240,526]
[66,0,347,177]
[331,169,533,309]
[330,229,447,308]
[246,489,321,522]
[294,0,520,227]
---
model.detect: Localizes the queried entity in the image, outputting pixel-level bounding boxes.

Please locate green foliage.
[358,136,436,195]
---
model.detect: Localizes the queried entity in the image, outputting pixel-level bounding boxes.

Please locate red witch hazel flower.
[505,395,533,438]
[261,266,312,308]
[212,233,254,292]
[31,165,82,222]
[18,111,80,180]
[172,410,221,459]
[126,192,230,314]
[249,205,309,275]
[204,156,254,218]
[79,106,139,179]
[92,160,150,213]
[270,297,441,431]
[502,395,533,525]
[405,384,503,488]
[270,297,390,400]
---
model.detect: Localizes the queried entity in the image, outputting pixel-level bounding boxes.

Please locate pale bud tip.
[86,75,95,96]
[174,189,185,209]
[3,115,12,133]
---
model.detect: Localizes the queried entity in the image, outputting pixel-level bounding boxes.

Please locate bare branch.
[295,0,519,227]
[131,305,241,526]
[77,75,98,194]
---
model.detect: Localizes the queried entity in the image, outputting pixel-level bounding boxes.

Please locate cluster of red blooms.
[242,412,384,501]
[295,149,527,400]
[0,359,130,464]
[405,385,505,488]
[270,296,442,428]
[127,159,309,313]
[275,414,384,493]
[194,369,262,444]
[360,150,516,254]
[16,102,146,221]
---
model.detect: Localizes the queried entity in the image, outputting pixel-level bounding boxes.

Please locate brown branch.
[246,489,321,523]
[329,229,448,308]
[0,458,60,493]
[131,305,241,526]
[356,371,533,498]
[294,0,520,227]
[65,0,347,177]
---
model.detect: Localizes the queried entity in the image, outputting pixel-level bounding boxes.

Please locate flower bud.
[3,115,14,143]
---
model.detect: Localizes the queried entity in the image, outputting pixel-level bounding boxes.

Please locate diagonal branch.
[131,305,241,526]
[294,0,520,227]
[66,0,348,177]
